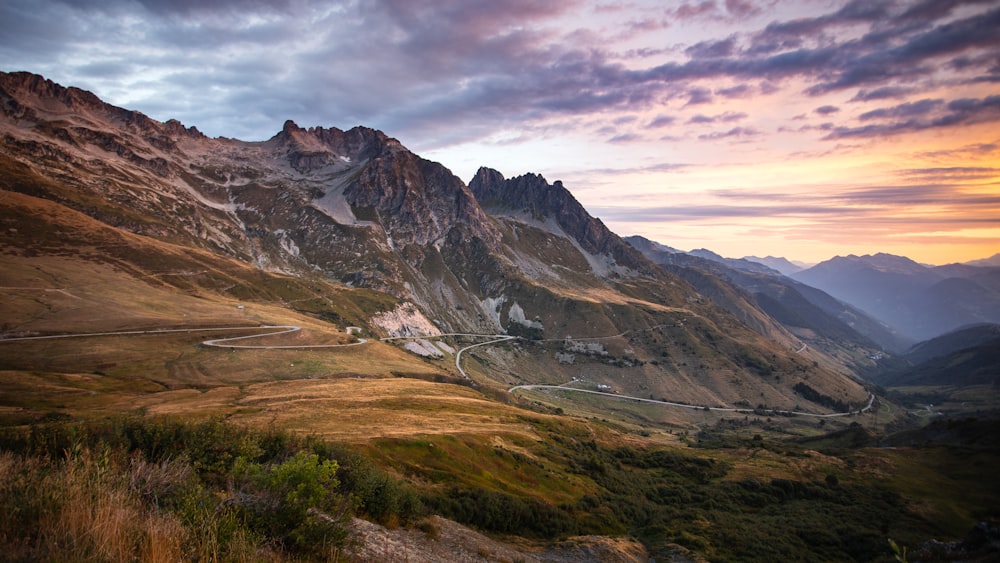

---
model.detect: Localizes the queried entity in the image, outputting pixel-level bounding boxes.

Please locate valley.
[1,71,998,562]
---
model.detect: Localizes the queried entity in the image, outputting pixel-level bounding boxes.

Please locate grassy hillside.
[1,186,997,561]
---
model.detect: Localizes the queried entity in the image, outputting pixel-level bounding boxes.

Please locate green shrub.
[232,450,350,555]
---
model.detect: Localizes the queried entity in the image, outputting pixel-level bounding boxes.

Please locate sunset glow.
[2,0,997,264]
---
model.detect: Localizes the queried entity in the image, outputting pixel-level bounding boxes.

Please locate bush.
[232,451,350,555]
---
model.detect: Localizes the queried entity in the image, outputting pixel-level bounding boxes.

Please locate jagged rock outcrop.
[469,167,654,277]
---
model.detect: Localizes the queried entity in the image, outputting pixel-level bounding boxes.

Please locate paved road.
[0,326,284,343]
[380,333,515,378]
[202,325,369,348]
[0,325,368,348]
[509,383,876,418]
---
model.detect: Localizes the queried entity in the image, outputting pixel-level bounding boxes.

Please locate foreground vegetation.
[0,416,425,561]
[3,413,996,561]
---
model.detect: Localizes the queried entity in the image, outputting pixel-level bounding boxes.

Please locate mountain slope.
[0,71,870,414]
[626,235,905,378]
[792,253,1000,341]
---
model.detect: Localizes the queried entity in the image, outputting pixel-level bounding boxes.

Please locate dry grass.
[233,377,540,441]
[0,449,190,562]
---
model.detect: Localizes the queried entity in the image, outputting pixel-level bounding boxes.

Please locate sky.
[1,0,999,265]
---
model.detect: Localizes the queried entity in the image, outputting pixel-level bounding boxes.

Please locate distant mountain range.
[743,256,807,276]
[791,253,1000,342]
[626,235,908,369]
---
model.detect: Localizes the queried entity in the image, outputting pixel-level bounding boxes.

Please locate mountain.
[743,255,805,276]
[876,324,1000,387]
[903,323,1000,365]
[967,253,1000,267]
[792,253,1000,342]
[627,235,908,374]
[0,70,871,415]
[687,248,779,275]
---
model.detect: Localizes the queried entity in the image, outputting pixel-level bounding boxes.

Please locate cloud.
[685,87,714,105]
[646,115,677,128]
[687,111,747,124]
[803,6,1000,95]
[698,126,760,140]
[592,179,1000,226]
[815,105,840,115]
[918,141,1000,161]
[2,0,997,151]
[716,84,753,98]
[608,132,644,143]
[724,0,763,18]
[849,86,914,101]
[826,95,1000,139]
[668,1,718,21]
[900,166,1000,181]
[859,98,944,120]
[685,36,737,59]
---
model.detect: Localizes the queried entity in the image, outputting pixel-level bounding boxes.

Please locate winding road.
[508,382,875,418]
[0,325,367,348]
[1,324,872,418]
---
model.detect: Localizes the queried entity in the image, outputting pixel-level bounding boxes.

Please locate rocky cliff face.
[469,167,654,277]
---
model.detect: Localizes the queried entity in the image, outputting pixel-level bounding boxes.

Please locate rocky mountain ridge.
[0,70,870,413]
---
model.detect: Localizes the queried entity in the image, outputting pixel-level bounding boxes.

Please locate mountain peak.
[469,168,657,277]
[823,253,927,275]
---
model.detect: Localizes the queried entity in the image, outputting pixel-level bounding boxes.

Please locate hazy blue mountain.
[904,323,1000,364]
[687,248,779,275]
[627,235,906,375]
[792,253,1000,341]
[877,324,1000,387]
[966,253,1000,267]
[743,255,805,276]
